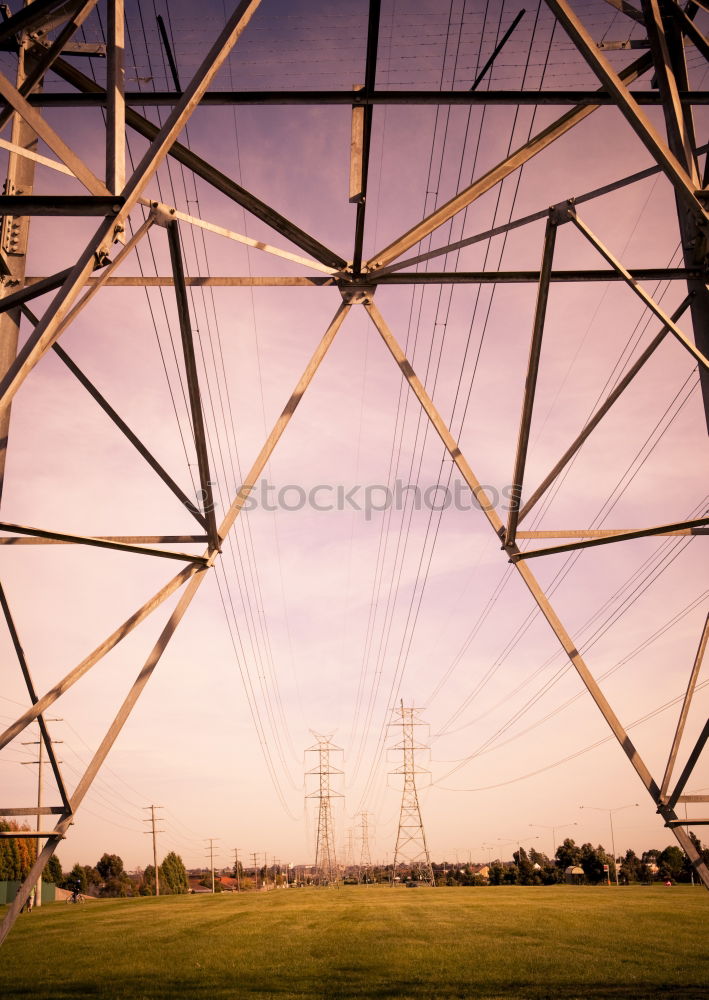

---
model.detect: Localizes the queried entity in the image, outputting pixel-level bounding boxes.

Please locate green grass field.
[1,885,707,999]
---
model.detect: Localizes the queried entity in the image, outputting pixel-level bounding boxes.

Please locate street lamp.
[529,821,578,862]
[480,843,495,864]
[498,835,539,860]
[579,803,639,885]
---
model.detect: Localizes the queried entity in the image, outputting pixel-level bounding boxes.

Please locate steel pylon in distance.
[390,702,435,887]
[358,811,373,884]
[305,733,343,886]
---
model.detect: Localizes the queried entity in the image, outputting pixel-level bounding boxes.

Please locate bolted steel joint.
[149,201,178,227]
[549,199,576,226]
[338,282,376,305]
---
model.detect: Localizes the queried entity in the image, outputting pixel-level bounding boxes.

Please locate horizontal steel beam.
[0,806,65,816]
[511,516,709,561]
[10,89,709,108]
[516,528,708,537]
[0,521,210,563]
[19,269,700,289]
[375,269,702,284]
[0,196,124,215]
[0,831,65,838]
[25,275,336,287]
[0,534,208,545]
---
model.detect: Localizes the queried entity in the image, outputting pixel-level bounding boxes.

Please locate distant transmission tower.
[305,733,343,885]
[390,702,435,887]
[357,811,373,884]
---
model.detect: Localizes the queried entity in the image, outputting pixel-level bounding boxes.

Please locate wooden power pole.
[143,806,163,895]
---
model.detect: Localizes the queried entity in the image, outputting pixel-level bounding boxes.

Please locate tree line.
[433,834,709,886]
[0,820,188,897]
[3,821,709,891]
[55,851,189,897]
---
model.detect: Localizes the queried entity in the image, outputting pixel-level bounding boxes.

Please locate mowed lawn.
[1,885,708,1000]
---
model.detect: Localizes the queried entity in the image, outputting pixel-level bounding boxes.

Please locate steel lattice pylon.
[0,0,708,948]
[390,703,435,887]
[357,811,373,884]
[305,733,343,886]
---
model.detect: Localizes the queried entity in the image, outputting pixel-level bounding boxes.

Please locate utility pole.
[233,848,240,891]
[143,806,164,896]
[205,839,218,893]
[390,702,435,887]
[305,732,343,886]
[357,811,373,884]
[21,720,62,909]
[251,851,260,890]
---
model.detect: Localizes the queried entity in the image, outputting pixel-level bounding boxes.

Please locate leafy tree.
[502,865,519,885]
[0,821,36,879]
[96,852,124,880]
[140,865,156,896]
[619,849,642,884]
[63,863,87,893]
[658,846,685,883]
[513,847,535,885]
[487,862,504,885]
[641,849,661,882]
[541,862,563,885]
[43,854,62,885]
[580,843,612,884]
[555,838,582,870]
[159,852,189,895]
[62,863,93,893]
[0,821,21,880]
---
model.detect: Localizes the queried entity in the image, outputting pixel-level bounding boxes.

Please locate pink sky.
[1,0,708,874]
